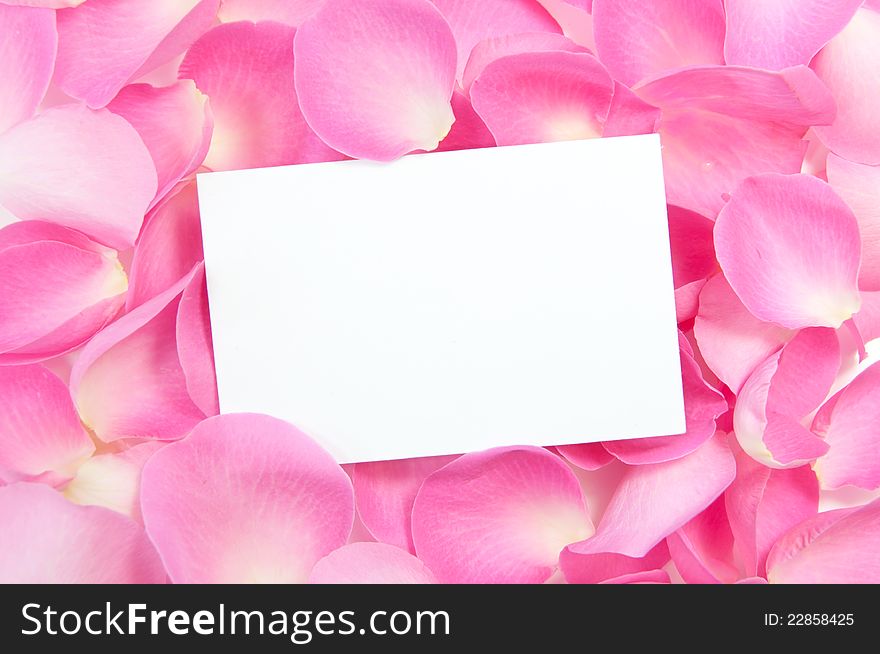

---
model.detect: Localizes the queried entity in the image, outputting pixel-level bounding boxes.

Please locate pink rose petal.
[309,543,437,584]
[714,173,862,329]
[107,81,213,208]
[601,569,670,584]
[560,541,670,584]
[0,364,94,484]
[724,0,863,70]
[435,90,496,153]
[555,443,614,471]
[70,266,206,443]
[294,0,457,161]
[600,81,661,138]
[218,0,325,25]
[411,446,592,583]
[0,221,127,363]
[0,104,157,249]
[430,0,561,80]
[55,0,220,108]
[667,497,738,584]
[0,1,84,7]
[470,51,613,146]
[766,499,880,583]
[141,413,354,583]
[635,65,836,217]
[0,4,56,134]
[181,21,343,171]
[0,482,165,583]
[176,265,219,417]
[592,0,725,86]
[352,455,457,553]
[811,7,880,165]
[668,205,716,290]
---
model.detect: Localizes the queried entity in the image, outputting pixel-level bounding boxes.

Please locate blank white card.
[197,135,685,463]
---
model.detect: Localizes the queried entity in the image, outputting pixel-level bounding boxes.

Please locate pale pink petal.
[826,155,880,291]
[560,541,670,584]
[127,182,204,310]
[0,221,127,363]
[601,82,662,137]
[675,280,706,325]
[541,0,595,50]
[0,365,93,483]
[715,173,862,329]
[601,569,670,584]
[635,65,836,217]
[0,104,157,249]
[176,265,219,416]
[0,482,165,583]
[55,0,220,108]
[70,266,205,443]
[218,0,325,25]
[0,5,56,134]
[694,274,795,394]
[603,337,726,465]
[461,31,585,94]
[431,0,561,80]
[567,433,735,558]
[107,81,213,208]
[141,413,354,583]
[667,497,737,584]
[181,21,343,171]
[812,7,880,165]
[411,446,592,583]
[592,0,725,86]
[555,443,614,471]
[854,291,880,345]
[725,443,818,577]
[724,0,863,70]
[294,0,456,161]
[812,362,880,490]
[309,543,437,584]
[64,441,164,522]
[352,455,457,553]
[0,1,85,7]
[766,499,880,583]
[435,89,496,153]
[734,328,839,467]
[470,51,613,146]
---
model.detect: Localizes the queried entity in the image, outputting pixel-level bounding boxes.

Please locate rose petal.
[715,174,862,329]
[0,365,94,483]
[352,455,457,553]
[601,569,670,584]
[601,81,662,138]
[294,0,456,161]
[70,266,205,443]
[107,81,213,208]
[435,90,496,153]
[592,0,725,86]
[555,443,614,471]
[218,0,325,25]
[667,497,738,584]
[667,205,716,289]
[0,4,56,134]
[0,1,85,7]
[181,21,343,171]
[560,541,670,584]
[309,543,437,584]
[176,265,219,417]
[0,482,165,583]
[635,65,836,217]
[724,0,863,70]
[141,413,354,583]
[411,446,592,583]
[55,0,220,108]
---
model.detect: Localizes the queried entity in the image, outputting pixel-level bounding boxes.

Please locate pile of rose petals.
[1,0,879,584]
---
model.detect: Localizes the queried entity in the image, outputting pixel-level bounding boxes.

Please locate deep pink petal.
[567,433,735,558]
[600,569,670,584]
[667,206,716,289]
[294,0,457,161]
[714,174,861,329]
[725,443,819,577]
[176,265,219,417]
[592,0,725,86]
[766,499,880,583]
[107,81,213,208]
[0,104,157,249]
[811,7,880,165]
[309,543,437,584]
[0,482,165,583]
[724,0,863,70]
[218,0,325,25]
[141,413,354,583]
[555,443,614,471]
[55,0,220,108]
[435,90,496,153]
[411,446,592,583]
[635,65,836,217]
[694,274,795,394]
[181,21,343,171]
[0,4,56,134]
[352,455,457,553]
[430,0,561,80]
[0,365,93,483]
[667,497,738,583]
[560,541,670,584]
[69,266,205,443]
[470,51,613,146]
[601,82,662,138]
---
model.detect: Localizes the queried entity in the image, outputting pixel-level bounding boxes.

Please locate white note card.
[197,135,685,463]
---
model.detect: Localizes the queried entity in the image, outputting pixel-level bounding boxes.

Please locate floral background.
[1,0,879,584]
